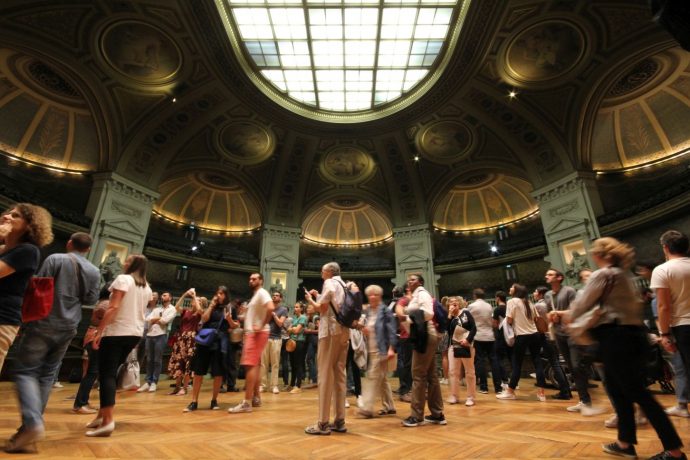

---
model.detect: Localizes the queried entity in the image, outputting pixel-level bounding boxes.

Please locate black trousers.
[555,334,594,404]
[397,337,413,395]
[289,341,307,388]
[280,338,290,386]
[226,341,241,389]
[593,325,682,449]
[509,333,546,389]
[347,345,361,396]
[673,325,690,390]
[474,340,502,392]
[98,336,140,408]
[540,334,571,395]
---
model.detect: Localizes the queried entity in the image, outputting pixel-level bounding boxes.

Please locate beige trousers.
[0,325,20,374]
[260,338,282,388]
[410,333,443,421]
[361,350,395,414]
[448,346,476,400]
[317,331,349,424]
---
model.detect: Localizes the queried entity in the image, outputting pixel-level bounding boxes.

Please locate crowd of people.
[0,202,689,459]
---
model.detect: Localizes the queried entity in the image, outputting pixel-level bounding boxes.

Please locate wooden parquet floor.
[0,378,688,459]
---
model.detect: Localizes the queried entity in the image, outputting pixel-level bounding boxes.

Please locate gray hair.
[365,284,383,296]
[322,262,341,276]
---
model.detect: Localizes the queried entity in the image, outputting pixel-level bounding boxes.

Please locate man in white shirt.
[468,288,502,394]
[138,292,176,393]
[651,230,690,418]
[396,273,445,427]
[304,262,349,435]
[229,273,274,413]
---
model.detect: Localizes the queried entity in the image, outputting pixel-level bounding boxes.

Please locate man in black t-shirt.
[492,291,511,390]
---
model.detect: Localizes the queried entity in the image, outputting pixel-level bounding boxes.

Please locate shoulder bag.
[568,272,616,346]
[195,310,225,347]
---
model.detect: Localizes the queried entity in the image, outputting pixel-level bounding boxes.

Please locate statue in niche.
[564,250,590,288]
[270,278,285,296]
[99,250,123,287]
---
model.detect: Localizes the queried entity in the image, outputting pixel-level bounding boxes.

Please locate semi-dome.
[433,173,538,232]
[154,170,262,233]
[302,199,392,246]
[0,49,100,172]
[590,47,690,171]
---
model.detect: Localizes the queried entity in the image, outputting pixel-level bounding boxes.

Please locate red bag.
[21,277,55,323]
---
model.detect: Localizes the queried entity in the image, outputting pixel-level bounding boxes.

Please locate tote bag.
[21,277,54,323]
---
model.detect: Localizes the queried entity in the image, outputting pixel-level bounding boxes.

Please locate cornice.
[532,171,596,204]
[92,172,159,205]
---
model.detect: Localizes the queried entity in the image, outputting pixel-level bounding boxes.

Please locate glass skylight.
[219,0,460,113]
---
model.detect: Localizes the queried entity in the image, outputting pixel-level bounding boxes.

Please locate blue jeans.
[74,343,99,409]
[673,325,690,405]
[13,324,76,429]
[145,334,167,384]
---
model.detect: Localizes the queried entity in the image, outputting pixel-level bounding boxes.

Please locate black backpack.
[329,279,363,329]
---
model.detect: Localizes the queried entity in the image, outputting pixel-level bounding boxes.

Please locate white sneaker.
[53,381,64,388]
[465,397,475,407]
[137,383,150,393]
[604,414,618,428]
[439,378,449,385]
[446,397,459,405]
[496,392,516,400]
[148,383,157,393]
[580,404,606,417]
[501,383,509,392]
[228,401,252,413]
[567,401,584,412]
[356,395,364,409]
[665,405,690,418]
[259,385,266,393]
[272,386,280,394]
[345,399,350,408]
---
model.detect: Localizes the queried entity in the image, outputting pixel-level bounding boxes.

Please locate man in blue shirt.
[6,232,100,453]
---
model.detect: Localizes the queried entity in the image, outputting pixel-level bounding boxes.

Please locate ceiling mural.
[590,47,690,171]
[499,18,589,88]
[100,20,183,85]
[416,120,475,164]
[302,199,392,247]
[318,146,375,185]
[432,173,538,232]
[216,121,276,165]
[154,170,262,233]
[0,48,100,172]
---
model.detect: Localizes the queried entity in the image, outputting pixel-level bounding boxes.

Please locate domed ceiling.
[302,199,392,246]
[433,173,538,232]
[0,49,100,172]
[154,170,262,233]
[590,47,690,171]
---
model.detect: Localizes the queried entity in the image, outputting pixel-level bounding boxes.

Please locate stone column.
[260,224,301,307]
[532,171,603,286]
[85,172,159,267]
[392,224,439,297]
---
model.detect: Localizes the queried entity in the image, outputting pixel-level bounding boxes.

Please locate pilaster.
[260,224,302,306]
[392,224,439,296]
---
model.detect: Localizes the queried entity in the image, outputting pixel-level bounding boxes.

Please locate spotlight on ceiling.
[508,89,518,99]
[413,155,420,162]
[489,240,499,253]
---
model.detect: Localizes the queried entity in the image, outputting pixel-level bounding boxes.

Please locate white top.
[650,257,690,327]
[146,304,177,337]
[317,276,345,339]
[405,285,436,336]
[506,297,538,336]
[244,287,272,332]
[104,274,152,337]
[468,299,494,342]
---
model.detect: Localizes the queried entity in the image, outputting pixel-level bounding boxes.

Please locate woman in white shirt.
[497,283,546,401]
[88,254,153,437]
[447,297,477,406]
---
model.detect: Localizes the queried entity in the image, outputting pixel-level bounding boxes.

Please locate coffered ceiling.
[0,0,684,244]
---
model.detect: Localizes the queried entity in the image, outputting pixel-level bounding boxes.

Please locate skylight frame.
[215,0,470,123]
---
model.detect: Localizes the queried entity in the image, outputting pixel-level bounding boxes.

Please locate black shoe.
[183,402,198,412]
[602,442,637,458]
[647,452,687,460]
[423,414,447,425]
[228,387,240,392]
[210,399,220,410]
[550,393,572,400]
[402,416,421,427]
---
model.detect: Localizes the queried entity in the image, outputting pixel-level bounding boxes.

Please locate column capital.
[392,223,432,239]
[262,223,302,239]
[91,172,159,205]
[532,171,597,205]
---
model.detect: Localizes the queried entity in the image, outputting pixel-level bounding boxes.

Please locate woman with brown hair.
[0,203,53,371]
[87,254,152,437]
[570,237,685,460]
[167,288,204,396]
[496,283,546,402]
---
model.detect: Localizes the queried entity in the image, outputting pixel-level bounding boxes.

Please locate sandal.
[304,422,331,435]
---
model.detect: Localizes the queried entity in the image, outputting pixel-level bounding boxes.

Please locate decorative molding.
[108,178,158,204]
[392,224,431,240]
[532,172,596,204]
[549,199,579,217]
[111,200,142,218]
[262,224,301,239]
